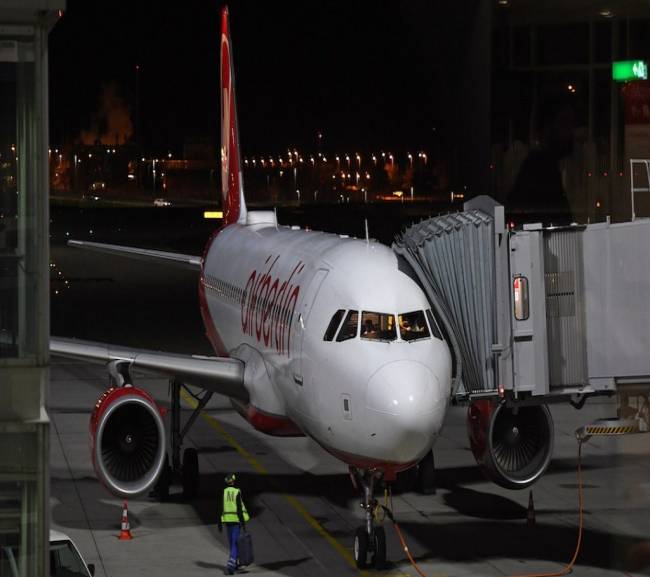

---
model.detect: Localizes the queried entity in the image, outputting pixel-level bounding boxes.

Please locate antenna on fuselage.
[364,218,369,245]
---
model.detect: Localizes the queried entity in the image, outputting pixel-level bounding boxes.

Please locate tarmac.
[50,358,650,577]
[48,221,650,577]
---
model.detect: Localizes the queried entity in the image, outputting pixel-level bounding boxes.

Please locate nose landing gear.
[350,467,387,569]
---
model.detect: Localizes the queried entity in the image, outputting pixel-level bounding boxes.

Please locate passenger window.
[361,311,397,341]
[323,309,345,341]
[336,310,359,342]
[398,310,430,341]
[425,309,443,340]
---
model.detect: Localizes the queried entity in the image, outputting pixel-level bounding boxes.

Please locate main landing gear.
[151,379,212,501]
[350,468,387,569]
[396,450,437,495]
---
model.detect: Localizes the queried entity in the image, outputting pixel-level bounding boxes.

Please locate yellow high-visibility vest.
[221,486,250,523]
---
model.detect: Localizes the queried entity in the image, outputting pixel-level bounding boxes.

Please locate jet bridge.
[394,195,650,404]
[393,196,649,489]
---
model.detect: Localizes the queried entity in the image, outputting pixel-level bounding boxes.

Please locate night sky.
[48,1,467,155]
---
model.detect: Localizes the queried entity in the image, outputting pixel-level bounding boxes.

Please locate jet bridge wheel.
[354,526,369,568]
[181,447,199,499]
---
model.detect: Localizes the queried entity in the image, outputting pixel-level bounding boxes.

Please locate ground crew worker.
[217,473,250,575]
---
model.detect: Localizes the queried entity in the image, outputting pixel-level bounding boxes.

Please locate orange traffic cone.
[527,490,536,527]
[118,500,133,540]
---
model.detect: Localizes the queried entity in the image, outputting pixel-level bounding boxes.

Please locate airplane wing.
[50,337,248,401]
[67,240,202,271]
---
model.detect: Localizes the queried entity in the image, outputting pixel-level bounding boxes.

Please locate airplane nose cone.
[365,360,448,462]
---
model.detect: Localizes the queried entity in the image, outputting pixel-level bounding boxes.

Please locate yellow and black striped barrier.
[576,418,641,442]
[584,424,638,435]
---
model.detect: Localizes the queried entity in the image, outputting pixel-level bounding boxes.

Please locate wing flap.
[67,240,202,271]
[51,337,247,401]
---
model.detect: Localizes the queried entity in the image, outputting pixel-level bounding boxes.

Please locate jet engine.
[90,386,166,498]
[467,400,554,490]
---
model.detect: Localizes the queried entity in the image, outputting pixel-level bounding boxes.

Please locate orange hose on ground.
[505,440,584,577]
[387,440,586,577]
[393,521,430,577]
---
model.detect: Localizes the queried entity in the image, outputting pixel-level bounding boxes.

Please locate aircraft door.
[291,269,328,385]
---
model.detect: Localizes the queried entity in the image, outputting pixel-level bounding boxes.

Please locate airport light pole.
[135,64,140,149]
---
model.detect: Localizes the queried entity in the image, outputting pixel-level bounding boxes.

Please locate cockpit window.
[336,310,359,342]
[426,309,443,340]
[361,311,397,341]
[398,310,431,341]
[324,309,345,341]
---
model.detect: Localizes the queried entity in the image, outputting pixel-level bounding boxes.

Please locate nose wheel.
[350,468,387,569]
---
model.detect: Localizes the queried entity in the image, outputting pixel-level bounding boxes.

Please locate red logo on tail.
[220,7,243,225]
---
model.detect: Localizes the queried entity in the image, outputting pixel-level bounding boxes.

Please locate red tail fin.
[220,6,246,225]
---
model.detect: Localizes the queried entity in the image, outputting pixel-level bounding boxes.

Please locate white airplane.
[51,7,451,568]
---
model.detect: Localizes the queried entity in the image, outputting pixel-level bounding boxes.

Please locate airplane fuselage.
[200,214,452,475]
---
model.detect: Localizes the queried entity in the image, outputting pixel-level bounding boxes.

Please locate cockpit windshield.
[398,310,431,341]
[361,311,397,341]
[326,309,435,343]
[336,310,359,342]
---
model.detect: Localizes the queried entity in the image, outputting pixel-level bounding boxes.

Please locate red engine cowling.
[467,400,554,490]
[90,386,166,498]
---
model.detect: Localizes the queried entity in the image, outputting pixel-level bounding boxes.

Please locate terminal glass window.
[398,310,430,341]
[0,21,51,577]
[323,309,345,341]
[361,311,396,341]
[0,39,45,361]
[336,310,358,342]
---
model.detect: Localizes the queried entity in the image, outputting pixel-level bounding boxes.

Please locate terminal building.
[0,1,63,575]
[489,1,650,222]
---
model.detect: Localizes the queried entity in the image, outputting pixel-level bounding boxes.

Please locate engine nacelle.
[90,386,166,498]
[467,400,554,490]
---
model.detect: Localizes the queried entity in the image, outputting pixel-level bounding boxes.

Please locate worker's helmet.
[225,473,236,485]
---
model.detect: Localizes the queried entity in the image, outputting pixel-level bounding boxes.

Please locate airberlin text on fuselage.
[241,255,304,356]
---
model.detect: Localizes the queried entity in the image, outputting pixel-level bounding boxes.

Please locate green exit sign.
[613,60,648,82]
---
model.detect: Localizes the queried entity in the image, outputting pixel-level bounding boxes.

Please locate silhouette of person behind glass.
[362,319,377,339]
[508,94,575,223]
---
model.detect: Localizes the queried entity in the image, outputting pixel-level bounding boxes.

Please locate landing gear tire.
[417,451,436,495]
[354,526,369,569]
[372,526,387,569]
[181,447,199,499]
[151,455,171,501]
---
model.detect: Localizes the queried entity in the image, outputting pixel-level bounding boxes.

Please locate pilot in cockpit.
[362,319,378,339]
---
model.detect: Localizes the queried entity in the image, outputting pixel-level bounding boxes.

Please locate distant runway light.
[204,211,223,219]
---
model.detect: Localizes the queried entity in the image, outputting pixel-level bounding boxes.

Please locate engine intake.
[467,400,554,490]
[90,386,166,498]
